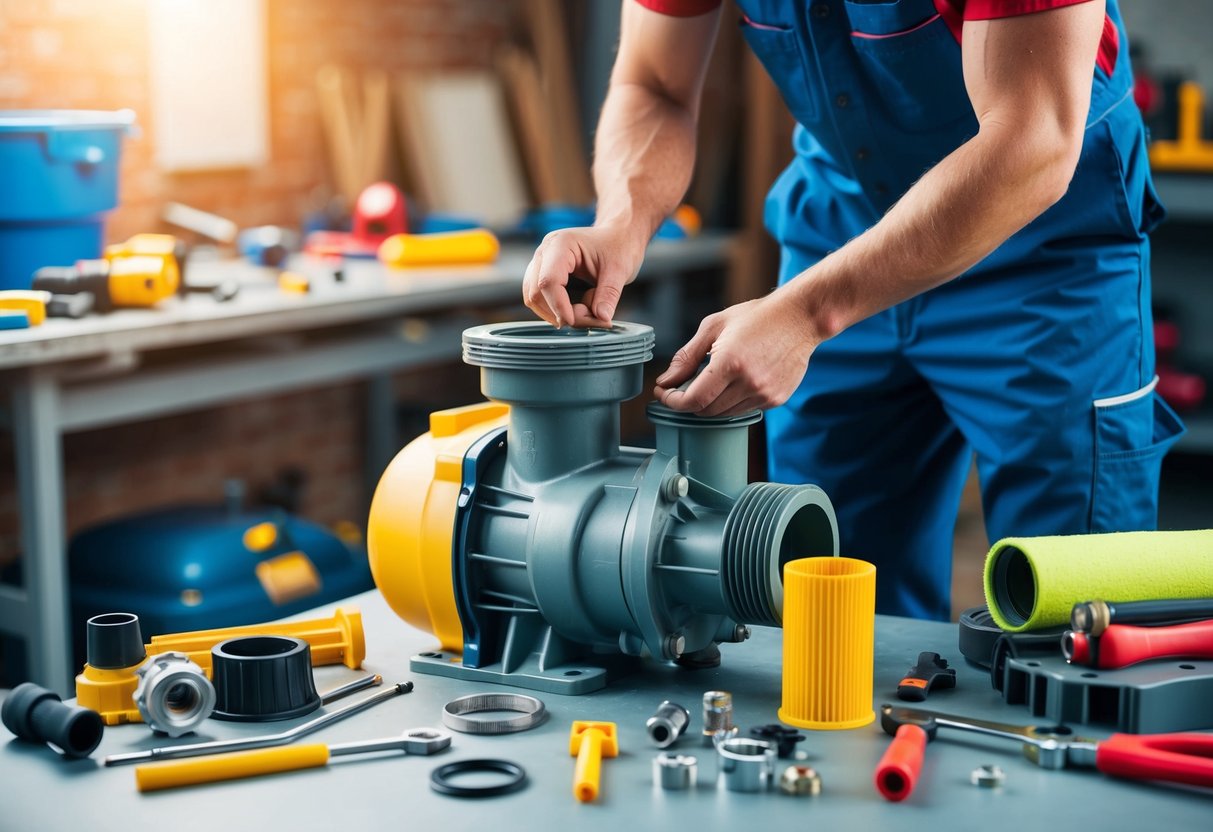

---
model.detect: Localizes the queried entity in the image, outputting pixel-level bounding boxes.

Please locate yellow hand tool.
[1150,81,1213,173]
[135,726,450,792]
[0,290,51,326]
[569,720,618,802]
[377,229,500,268]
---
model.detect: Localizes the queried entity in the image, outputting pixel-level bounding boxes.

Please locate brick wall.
[0,1,514,571]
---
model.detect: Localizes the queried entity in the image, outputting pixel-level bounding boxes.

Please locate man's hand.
[522,225,647,328]
[654,292,819,417]
[521,2,720,329]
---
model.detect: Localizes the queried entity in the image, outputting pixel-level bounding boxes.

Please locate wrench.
[135,727,452,792]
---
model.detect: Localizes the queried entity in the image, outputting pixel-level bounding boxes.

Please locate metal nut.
[653,752,697,789]
[716,737,776,792]
[970,764,1006,788]
[779,764,822,796]
[663,474,689,501]
[132,651,216,737]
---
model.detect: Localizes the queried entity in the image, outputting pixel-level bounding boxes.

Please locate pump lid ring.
[441,692,548,734]
[463,321,654,371]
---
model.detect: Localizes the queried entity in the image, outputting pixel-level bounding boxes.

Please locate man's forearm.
[784,5,1102,345]
[592,82,700,250]
[785,118,1083,344]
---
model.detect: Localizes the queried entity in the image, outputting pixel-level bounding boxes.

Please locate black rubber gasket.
[429,759,528,798]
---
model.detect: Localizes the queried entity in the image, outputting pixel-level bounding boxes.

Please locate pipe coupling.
[653,752,698,789]
[132,651,216,737]
[716,737,776,792]
[646,700,690,748]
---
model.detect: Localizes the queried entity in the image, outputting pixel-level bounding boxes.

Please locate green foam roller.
[983,530,1213,632]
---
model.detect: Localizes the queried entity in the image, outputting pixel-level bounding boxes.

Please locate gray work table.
[2,589,1208,830]
[0,236,733,694]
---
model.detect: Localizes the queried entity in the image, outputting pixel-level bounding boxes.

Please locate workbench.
[0,236,733,694]
[2,589,1208,830]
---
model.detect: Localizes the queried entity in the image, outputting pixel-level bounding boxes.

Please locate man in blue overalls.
[523,0,1185,620]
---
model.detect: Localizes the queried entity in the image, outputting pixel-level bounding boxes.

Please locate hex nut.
[779,764,822,796]
[970,764,1006,788]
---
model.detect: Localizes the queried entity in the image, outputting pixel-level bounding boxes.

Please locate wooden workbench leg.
[11,368,72,695]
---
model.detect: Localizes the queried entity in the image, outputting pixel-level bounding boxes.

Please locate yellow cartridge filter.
[778,557,876,730]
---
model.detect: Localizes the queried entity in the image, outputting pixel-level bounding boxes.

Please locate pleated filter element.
[779,557,876,730]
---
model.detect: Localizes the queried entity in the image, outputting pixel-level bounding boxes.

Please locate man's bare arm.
[524,1,720,328]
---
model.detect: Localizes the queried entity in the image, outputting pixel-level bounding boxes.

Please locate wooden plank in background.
[525,0,595,205]
[497,46,563,206]
[395,71,530,227]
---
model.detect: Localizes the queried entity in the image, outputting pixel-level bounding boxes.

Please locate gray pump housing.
[410,321,839,694]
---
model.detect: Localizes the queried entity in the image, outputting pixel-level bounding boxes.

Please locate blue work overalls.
[736,0,1185,619]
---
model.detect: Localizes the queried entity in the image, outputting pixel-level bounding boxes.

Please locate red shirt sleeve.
[632,0,722,17]
[961,0,1097,19]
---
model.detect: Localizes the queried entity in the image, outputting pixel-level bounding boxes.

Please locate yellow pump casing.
[367,402,508,652]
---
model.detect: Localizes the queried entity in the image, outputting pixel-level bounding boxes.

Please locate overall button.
[835,93,850,108]
[811,3,831,19]
[856,147,870,161]
[874,182,890,196]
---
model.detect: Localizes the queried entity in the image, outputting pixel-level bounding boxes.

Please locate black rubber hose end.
[1,682,104,758]
[86,612,146,669]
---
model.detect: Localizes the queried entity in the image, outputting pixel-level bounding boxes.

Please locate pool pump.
[368,322,838,694]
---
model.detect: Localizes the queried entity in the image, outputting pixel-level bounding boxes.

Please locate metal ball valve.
[368,322,838,693]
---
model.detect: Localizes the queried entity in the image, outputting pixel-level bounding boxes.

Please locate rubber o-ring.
[429,759,528,798]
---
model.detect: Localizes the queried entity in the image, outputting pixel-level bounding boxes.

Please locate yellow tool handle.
[572,729,603,802]
[135,744,330,792]
[377,229,500,268]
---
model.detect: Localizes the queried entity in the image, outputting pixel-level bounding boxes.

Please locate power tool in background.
[29,232,236,318]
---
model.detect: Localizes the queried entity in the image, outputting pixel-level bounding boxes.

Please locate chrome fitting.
[132,651,216,737]
[653,752,697,789]
[970,764,1006,788]
[702,690,735,745]
[716,737,776,792]
[646,700,691,748]
[779,764,822,796]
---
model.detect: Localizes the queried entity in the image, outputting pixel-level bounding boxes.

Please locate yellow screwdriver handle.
[135,744,330,792]
[572,729,604,802]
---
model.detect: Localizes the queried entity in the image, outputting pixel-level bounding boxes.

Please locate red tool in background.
[1154,319,1207,412]
[875,703,1213,802]
[1063,618,1213,670]
[304,182,408,258]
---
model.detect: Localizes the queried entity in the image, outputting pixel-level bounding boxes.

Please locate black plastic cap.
[1,683,104,758]
[86,612,146,669]
[210,636,320,722]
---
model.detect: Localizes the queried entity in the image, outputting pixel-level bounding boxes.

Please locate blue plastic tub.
[0,110,136,289]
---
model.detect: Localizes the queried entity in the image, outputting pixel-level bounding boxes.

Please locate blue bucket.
[0,110,137,289]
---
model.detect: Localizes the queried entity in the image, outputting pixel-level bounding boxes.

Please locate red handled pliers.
[875,703,1213,801]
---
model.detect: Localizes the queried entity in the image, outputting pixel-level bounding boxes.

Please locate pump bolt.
[733,625,751,643]
[664,633,686,659]
[663,475,689,502]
